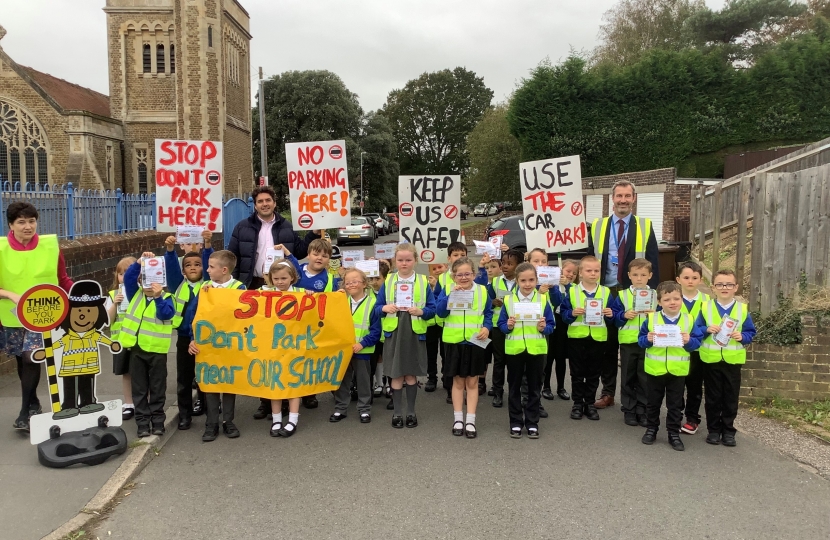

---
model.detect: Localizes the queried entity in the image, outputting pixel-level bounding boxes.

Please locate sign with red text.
[398,175,461,264]
[285,140,350,230]
[155,139,224,232]
[519,155,587,252]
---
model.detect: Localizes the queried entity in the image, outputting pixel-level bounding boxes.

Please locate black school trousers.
[619,343,647,415]
[600,321,620,398]
[130,347,168,428]
[425,324,446,385]
[506,351,544,429]
[176,335,205,419]
[683,351,704,424]
[490,327,507,396]
[703,361,742,435]
[646,372,685,433]
[543,313,568,390]
[568,337,604,407]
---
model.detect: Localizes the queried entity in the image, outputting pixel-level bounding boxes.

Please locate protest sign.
[155,139,223,233]
[193,288,353,399]
[398,175,461,263]
[519,155,587,252]
[285,140,350,231]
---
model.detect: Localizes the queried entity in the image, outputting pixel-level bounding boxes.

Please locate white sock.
[375,366,384,386]
[454,411,463,423]
[466,413,476,426]
[272,413,283,426]
[122,403,134,410]
[284,412,299,432]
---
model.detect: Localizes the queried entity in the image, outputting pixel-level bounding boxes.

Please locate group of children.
[107,234,755,449]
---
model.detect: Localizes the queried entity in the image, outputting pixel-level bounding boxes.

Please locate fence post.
[696,186,706,262]
[66,182,75,240]
[711,183,723,275]
[116,188,123,233]
[150,193,156,230]
[735,176,750,290]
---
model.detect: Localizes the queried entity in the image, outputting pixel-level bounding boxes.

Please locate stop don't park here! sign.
[285,140,350,230]
[155,139,224,233]
[519,155,587,252]
[398,175,461,264]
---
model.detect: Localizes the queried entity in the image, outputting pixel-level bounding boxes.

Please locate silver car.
[338,216,375,246]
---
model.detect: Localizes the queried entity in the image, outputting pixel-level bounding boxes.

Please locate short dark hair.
[447,242,467,256]
[6,202,38,225]
[678,261,703,277]
[502,249,523,265]
[628,258,652,272]
[714,269,737,281]
[656,281,682,300]
[252,186,276,202]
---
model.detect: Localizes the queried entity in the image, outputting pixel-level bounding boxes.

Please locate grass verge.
[742,396,830,443]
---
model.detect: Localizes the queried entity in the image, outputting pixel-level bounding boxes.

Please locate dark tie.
[617,219,626,283]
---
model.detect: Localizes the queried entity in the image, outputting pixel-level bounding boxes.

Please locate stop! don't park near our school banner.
[193,288,353,399]
[519,155,587,253]
[155,139,224,233]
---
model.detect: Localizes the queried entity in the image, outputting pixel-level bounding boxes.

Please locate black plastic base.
[37,420,128,468]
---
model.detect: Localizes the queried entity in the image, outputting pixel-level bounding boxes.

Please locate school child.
[497,262,555,439]
[543,259,577,402]
[374,244,436,428]
[261,259,304,437]
[691,269,756,447]
[560,256,618,421]
[188,250,246,442]
[165,233,212,430]
[487,249,523,408]
[105,256,137,421]
[676,261,711,435]
[425,262,448,395]
[610,258,654,428]
[639,281,702,451]
[121,252,177,438]
[331,268,382,424]
[369,260,391,399]
[481,257,502,395]
[436,257,493,438]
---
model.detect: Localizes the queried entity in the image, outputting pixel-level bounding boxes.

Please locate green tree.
[358,112,399,212]
[380,68,493,176]
[252,70,363,206]
[465,105,522,206]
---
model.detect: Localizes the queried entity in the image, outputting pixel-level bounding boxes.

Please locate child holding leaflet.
[105,257,137,421]
[543,259,577,401]
[611,258,654,428]
[691,269,756,447]
[331,268,382,424]
[374,244,436,428]
[498,263,555,439]
[487,249,523,408]
[436,257,493,438]
[676,261,711,435]
[369,260,391,399]
[639,281,701,451]
[560,256,618,421]
[527,248,563,418]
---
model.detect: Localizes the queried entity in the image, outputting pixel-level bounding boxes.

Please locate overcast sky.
[1,0,725,113]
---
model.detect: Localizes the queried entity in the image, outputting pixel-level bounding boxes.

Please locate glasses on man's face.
[713,283,736,290]
[454,273,474,279]
[344,281,364,287]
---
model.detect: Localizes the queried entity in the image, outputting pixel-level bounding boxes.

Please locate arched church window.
[143,43,151,73]
[156,44,165,73]
[0,100,50,188]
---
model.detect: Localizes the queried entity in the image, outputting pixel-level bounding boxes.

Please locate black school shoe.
[302,395,319,409]
[706,432,722,445]
[253,401,269,420]
[624,413,639,426]
[386,400,394,410]
[557,388,571,400]
[452,421,464,436]
[425,379,437,392]
[151,424,165,436]
[177,416,192,430]
[329,413,346,422]
[191,400,205,417]
[202,424,219,442]
[584,404,600,421]
[668,432,685,451]
[492,394,504,408]
[222,421,240,438]
[137,425,151,438]
[539,405,549,418]
[541,388,555,400]
[637,414,648,427]
[405,415,418,428]
[392,415,404,428]
[642,428,657,445]
[721,433,737,447]
[570,406,584,420]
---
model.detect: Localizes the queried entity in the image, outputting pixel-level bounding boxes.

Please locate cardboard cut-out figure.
[32,281,121,419]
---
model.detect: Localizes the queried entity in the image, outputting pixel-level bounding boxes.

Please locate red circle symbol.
[571,201,583,216]
[420,250,435,263]
[298,214,314,229]
[399,203,413,217]
[589,300,599,307]
[147,258,159,267]
[444,205,458,219]
[329,145,343,159]
[206,170,222,186]
[399,284,410,292]
[16,284,70,333]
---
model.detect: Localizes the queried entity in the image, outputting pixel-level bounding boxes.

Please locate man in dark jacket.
[587,180,660,411]
[227,185,322,412]
[227,186,321,289]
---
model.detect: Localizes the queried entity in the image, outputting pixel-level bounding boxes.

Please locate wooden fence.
[691,163,830,315]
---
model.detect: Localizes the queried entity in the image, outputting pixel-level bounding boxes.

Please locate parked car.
[473,203,488,217]
[486,204,499,216]
[338,216,375,246]
[364,213,389,236]
[484,214,591,258]
[384,212,399,232]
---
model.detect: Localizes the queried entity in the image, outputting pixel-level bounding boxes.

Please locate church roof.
[17,65,111,118]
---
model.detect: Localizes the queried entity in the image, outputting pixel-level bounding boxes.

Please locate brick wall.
[741,315,830,401]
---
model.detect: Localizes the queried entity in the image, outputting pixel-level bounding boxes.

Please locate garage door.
[585,195,604,224]
[636,193,664,242]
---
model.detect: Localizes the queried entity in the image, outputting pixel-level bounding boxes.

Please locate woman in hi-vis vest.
[0,202,73,432]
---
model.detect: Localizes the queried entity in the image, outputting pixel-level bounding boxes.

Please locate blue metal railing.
[1,182,252,240]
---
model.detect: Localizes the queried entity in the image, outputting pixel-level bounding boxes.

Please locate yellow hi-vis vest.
[617,288,650,344]
[382,273,429,335]
[490,275,515,326]
[352,293,377,354]
[644,312,692,376]
[591,216,652,260]
[119,292,175,354]
[504,291,548,355]
[434,272,453,327]
[441,283,487,344]
[681,292,711,321]
[172,279,203,329]
[567,285,611,341]
[109,289,126,341]
[699,300,748,365]
[0,234,59,327]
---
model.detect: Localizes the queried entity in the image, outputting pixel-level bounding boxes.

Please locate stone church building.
[0,0,253,194]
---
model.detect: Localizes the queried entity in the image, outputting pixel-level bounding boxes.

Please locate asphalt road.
[93,233,830,539]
